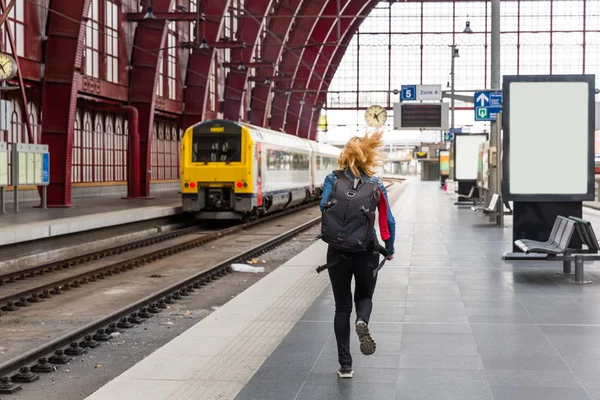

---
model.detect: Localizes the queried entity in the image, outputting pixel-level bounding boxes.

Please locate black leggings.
[326,246,379,367]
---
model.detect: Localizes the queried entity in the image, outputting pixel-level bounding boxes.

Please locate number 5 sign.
[401,85,417,101]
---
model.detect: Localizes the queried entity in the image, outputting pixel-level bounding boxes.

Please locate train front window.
[192,134,241,163]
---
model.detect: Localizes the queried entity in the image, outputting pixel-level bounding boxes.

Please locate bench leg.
[563,260,572,274]
[568,255,592,284]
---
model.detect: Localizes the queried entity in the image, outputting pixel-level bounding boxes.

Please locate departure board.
[402,104,441,127]
[393,103,449,130]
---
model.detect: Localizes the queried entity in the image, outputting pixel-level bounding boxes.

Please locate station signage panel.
[474,91,502,121]
[401,84,442,102]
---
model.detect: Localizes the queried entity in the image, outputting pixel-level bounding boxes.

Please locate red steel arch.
[306,1,379,139]
[41,0,91,206]
[38,0,383,206]
[249,0,307,127]
[279,0,343,137]
[292,0,372,138]
[222,0,275,121]
[269,0,328,132]
[182,0,229,129]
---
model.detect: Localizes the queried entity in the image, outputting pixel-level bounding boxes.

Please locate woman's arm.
[376,181,396,255]
[319,173,336,212]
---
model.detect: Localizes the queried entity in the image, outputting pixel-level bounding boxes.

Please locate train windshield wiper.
[225,150,240,165]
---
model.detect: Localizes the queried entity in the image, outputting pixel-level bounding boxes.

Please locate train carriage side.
[249,125,313,213]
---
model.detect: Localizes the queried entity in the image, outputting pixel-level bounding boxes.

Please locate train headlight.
[189,182,196,189]
[236,181,243,189]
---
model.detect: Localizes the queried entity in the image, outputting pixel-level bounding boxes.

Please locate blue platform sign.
[401,85,417,101]
[474,91,502,121]
[42,153,50,184]
[443,132,454,141]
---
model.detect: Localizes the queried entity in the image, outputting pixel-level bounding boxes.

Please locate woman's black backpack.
[320,170,381,253]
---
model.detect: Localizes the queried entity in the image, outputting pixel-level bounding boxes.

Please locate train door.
[255,142,263,206]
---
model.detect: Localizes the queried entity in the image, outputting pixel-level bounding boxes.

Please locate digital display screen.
[400,104,442,128]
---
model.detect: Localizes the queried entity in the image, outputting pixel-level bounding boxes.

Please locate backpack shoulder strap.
[333,170,346,180]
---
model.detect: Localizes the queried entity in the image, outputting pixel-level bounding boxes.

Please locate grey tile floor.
[236,181,600,400]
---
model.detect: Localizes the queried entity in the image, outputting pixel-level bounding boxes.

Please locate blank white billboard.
[507,80,590,196]
[455,134,486,180]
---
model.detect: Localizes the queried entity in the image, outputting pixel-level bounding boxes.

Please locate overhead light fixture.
[143,6,156,19]
[264,77,271,85]
[300,98,305,105]
[311,106,318,112]
[199,38,209,49]
[176,5,187,12]
[285,89,291,95]
[463,20,473,33]
[237,61,246,71]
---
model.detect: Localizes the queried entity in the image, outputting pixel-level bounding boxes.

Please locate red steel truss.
[14,0,593,205]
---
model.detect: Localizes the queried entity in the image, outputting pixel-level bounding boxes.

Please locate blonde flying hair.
[338,129,385,177]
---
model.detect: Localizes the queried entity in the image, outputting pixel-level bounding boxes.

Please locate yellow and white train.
[180,119,341,220]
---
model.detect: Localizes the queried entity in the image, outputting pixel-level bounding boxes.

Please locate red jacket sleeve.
[377,187,391,241]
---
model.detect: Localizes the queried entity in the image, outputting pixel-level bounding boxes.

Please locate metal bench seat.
[471,193,499,213]
[455,185,476,206]
[514,216,576,255]
[508,215,598,284]
[569,216,600,253]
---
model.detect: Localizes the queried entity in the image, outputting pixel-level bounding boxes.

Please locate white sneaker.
[337,367,354,379]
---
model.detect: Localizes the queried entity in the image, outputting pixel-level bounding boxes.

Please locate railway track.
[0,200,321,314]
[0,209,324,387]
[0,181,398,392]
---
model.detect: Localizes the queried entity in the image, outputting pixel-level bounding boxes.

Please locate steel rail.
[0,224,201,286]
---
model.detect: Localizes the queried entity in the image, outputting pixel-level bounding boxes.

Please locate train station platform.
[87,181,600,400]
[0,192,181,247]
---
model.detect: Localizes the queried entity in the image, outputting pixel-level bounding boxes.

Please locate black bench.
[510,215,599,284]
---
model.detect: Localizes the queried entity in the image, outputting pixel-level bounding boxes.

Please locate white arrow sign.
[476,93,489,107]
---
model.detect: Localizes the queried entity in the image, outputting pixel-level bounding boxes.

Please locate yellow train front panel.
[180,120,257,219]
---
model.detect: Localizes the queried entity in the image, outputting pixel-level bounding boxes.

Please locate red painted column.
[40,0,90,206]
[182,0,228,129]
[128,0,173,198]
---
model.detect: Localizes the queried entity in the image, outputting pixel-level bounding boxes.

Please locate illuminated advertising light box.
[502,75,595,201]
[454,134,487,181]
[439,150,450,175]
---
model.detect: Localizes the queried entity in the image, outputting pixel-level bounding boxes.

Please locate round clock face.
[365,105,387,128]
[0,54,17,81]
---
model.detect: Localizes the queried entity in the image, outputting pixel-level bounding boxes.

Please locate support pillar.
[489,0,501,224]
